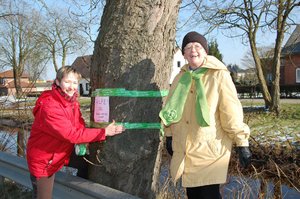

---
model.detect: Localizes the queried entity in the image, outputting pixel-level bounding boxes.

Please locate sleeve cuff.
[235,139,249,147]
[98,129,106,141]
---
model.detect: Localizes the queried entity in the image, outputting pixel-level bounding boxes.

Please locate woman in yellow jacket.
[160,31,251,199]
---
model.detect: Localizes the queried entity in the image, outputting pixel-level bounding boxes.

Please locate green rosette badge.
[163,109,178,124]
[75,144,88,156]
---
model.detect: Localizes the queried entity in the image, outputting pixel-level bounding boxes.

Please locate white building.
[71,55,91,96]
[170,48,187,84]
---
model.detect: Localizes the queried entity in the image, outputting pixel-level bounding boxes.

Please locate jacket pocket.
[207,140,222,157]
[44,153,55,171]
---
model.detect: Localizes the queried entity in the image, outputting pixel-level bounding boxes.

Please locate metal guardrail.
[0,151,141,199]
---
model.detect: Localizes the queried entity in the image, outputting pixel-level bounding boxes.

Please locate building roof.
[71,55,92,79]
[0,69,30,78]
[0,80,33,88]
[282,24,300,55]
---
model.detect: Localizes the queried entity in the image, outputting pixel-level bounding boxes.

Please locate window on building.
[86,83,89,91]
[177,61,181,68]
[296,68,300,83]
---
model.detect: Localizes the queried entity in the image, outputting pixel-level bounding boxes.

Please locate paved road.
[240,98,300,104]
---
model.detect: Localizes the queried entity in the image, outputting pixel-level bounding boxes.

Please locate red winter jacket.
[26,86,106,177]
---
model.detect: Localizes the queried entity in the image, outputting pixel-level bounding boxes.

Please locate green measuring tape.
[91,122,161,129]
[91,121,165,137]
[92,88,169,97]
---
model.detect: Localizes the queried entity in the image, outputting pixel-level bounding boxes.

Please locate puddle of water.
[0,130,19,154]
[243,106,267,112]
[222,176,300,199]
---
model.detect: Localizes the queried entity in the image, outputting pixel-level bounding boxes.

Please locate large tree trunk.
[89,0,181,198]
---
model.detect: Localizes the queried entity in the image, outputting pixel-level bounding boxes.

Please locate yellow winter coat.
[164,55,250,187]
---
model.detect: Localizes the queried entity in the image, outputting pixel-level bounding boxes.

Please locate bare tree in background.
[241,46,275,81]
[89,0,181,198]
[0,3,45,98]
[0,2,49,157]
[67,0,106,42]
[24,48,50,82]
[0,0,18,19]
[35,0,106,72]
[38,10,87,72]
[267,0,300,114]
[181,0,300,114]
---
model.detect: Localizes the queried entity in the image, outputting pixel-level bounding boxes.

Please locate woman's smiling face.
[55,72,79,97]
[183,42,207,69]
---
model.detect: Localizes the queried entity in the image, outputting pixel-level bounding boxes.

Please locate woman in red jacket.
[26,66,124,199]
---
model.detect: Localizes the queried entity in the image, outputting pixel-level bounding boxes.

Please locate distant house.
[227,65,258,85]
[0,69,52,97]
[0,70,33,96]
[71,55,91,96]
[281,24,300,85]
[29,80,52,97]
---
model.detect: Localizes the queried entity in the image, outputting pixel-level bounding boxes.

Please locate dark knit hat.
[181,31,208,54]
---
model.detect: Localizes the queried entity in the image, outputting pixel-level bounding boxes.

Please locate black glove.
[237,147,251,168]
[166,137,173,156]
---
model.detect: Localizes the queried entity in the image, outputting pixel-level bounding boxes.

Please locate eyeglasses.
[184,43,203,51]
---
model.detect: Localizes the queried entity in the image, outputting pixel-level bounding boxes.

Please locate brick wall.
[282,54,300,85]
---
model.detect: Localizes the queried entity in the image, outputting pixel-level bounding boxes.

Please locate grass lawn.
[243,100,300,143]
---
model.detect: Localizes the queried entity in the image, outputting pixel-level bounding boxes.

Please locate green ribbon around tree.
[159,67,210,127]
[91,122,165,136]
[92,88,168,97]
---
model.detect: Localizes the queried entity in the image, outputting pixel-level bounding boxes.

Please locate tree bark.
[12,67,23,99]
[269,0,291,115]
[248,33,272,107]
[89,0,181,198]
[17,129,25,157]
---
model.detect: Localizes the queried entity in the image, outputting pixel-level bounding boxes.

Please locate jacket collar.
[51,83,77,107]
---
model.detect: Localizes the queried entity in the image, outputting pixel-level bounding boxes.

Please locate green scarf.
[159,67,210,127]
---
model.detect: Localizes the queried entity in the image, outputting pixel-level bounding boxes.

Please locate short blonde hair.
[56,66,81,82]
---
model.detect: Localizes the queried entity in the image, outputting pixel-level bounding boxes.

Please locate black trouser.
[68,149,89,179]
[186,184,222,199]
